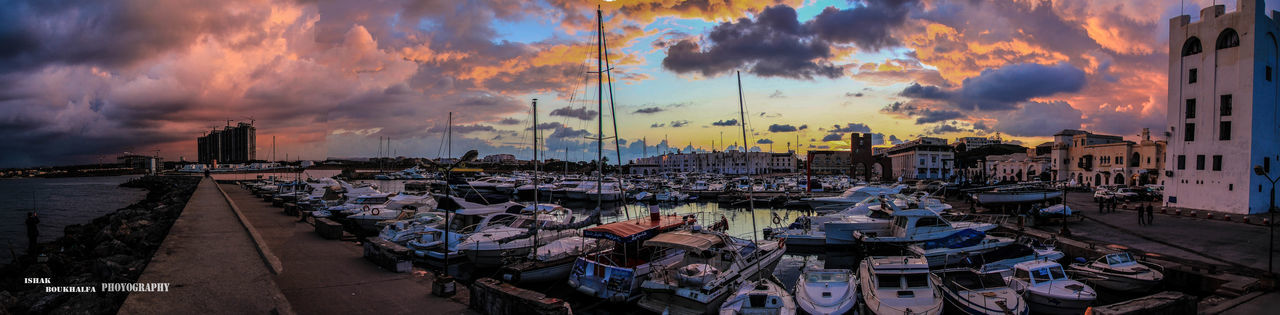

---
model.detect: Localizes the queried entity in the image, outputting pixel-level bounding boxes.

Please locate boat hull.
[499,257,576,284]
[1023,292,1092,315]
[975,191,1063,204]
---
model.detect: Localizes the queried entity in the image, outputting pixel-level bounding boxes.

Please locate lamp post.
[1255,165,1278,273]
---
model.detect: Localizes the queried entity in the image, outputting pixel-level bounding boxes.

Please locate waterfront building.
[1051,129,1166,187]
[480,154,516,164]
[883,137,954,180]
[983,152,1052,182]
[953,135,1002,151]
[1166,0,1280,214]
[629,150,797,175]
[197,122,256,164]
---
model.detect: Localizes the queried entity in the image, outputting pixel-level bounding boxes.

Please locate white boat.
[567,215,691,302]
[408,196,523,261]
[795,266,857,315]
[344,192,439,232]
[857,256,943,315]
[853,208,998,248]
[498,236,607,284]
[967,239,1067,276]
[636,230,786,315]
[974,187,1062,205]
[907,230,1017,267]
[802,185,905,211]
[1005,260,1096,315]
[377,213,445,244]
[1036,204,1072,217]
[930,268,1028,315]
[1067,252,1164,293]
[770,194,953,246]
[456,205,577,267]
[719,276,797,315]
[655,188,688,202]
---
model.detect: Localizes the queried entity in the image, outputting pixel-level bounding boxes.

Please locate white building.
[480,154,516,164]
[1167,0,1280,214]
[953,136,1002,151]
[985,152,1052,182]
[629,151,797,175]
[884,137,954,180]
[1050,129,1166,187]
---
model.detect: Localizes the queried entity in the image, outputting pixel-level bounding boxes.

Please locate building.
[480,154,516,164]
[629,150,797,175]
[197,122,256,164]
[1050,129,1166,187]
[983,151,1052,183]
[1166,0,1280,214]
[806,150,851,175]
[117,154,162,173]
[884,137,954,180]
[953,135,1003,151]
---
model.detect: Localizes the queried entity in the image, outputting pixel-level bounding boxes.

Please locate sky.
[0,0,1272,168]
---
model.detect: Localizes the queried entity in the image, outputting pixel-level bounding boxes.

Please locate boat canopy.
[643,230,723,252]
[918,229,985,250]
[582,215,686,243]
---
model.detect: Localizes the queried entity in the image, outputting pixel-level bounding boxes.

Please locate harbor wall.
[469,278,571,315]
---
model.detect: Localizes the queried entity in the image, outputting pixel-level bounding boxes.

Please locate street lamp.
[1255,165,1278,273]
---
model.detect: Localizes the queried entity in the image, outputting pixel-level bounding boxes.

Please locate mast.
[447,112,453,163]
[532,98,540,255]
[600,9,629,220]
[595,7,605,210]
[736,71,761,281]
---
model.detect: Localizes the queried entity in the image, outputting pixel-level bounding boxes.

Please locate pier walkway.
[119,177,291,314]
[218,182,473,315]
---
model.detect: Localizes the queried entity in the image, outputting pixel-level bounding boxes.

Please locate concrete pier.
[119,178,292,314]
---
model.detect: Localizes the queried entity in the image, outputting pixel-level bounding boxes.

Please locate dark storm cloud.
[661,5,841,79]
[830,123,871,133]
[805,0,920,51]
[768,124,799,132]
[821,133,844,142]
[897,62,1087,111]
[928,124,965,134]
[497,118,521,125]
[634,107,664,114]
[711,119,738,126]
[993,101,1085,137]
[756,139,773,144]
[549,106,598,120]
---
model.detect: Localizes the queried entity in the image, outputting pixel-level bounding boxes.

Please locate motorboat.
[718,276,797,315]
[857,256,943,315]
[1005,260,1096,315]
[930,268,1028,315]
[853,208,998,249]
[795,265,857,315]
[498,236,607,284]
[768,194,951,246]
[456,204,577,267]
[407,196,523,262]
[973,186,1063,205]
[907,230,1017,267]
[1067,252,1163,293]
[802,185,905,211]
[377,212,446,244]
[636,230,786,314]
[567,214,690,302]
[655,188,689,202]
[344,192,439,232]
[967,238,1067,276]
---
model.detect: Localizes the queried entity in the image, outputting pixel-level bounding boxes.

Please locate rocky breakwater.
[0,175,200,314]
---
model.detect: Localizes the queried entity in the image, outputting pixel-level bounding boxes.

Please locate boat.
[1035,204,1073,218]
[1004,260,1096,315]
[853,208,998,249]
[1066,252,1164,293]
[408,196,523,262]
[801,185,905,211]
[907,230,1017,267]
[930,268,1028,315]
[973,186,1063,205]
[343,192,439,233]
[795,265,857,315]
[636,230,786,314]
[965,238,1066,276]
[567,214,690,302]
[857,256,943,315]
[768,193,954,246]
[498,236,607,284]
[718,276,797,315]
[456,204,578,267]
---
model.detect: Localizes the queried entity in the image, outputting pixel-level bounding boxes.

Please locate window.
[1190,68,1198,83]
[1178,155,1186,170]
[1217,28,1240,49]
[1213,155,1223,171]
[1221,95,1232,116]
[1185,123,1195,141]
[1186,99,1196,118]
[1197,155,1206,170]
[1117,156,1124,165]
[1220,121,1232,140]
[1183,37,1203,56]
[1266,157,1271,173]
[1268,66,1273,81]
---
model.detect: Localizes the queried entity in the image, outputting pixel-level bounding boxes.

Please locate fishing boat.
[636,230,786,315]
[566,214,691,302]
[795,266,857,315]
[1066,252,1164,293]
[718,276,797,315]
[907,230,1017,267]
[931,268,1028,315]
[857,256,943,315]
[1005,260,1096,315]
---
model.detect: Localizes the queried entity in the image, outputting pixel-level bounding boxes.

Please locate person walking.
[1137,203,1146,225]
[1145,204,1155,226]
[25,212,39,253]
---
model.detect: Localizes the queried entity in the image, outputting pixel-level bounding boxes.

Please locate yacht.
[858,256,943,315]
[456,204,577,267]
[930,268,1028,315]
[407,196,522,262]
[973,185,1063,205]
[966,238,1067,276]
[1067,252,1164,293]
[1005,260,1096,314]
[853,208,997,249]
[567,214,691,302]
[636,230,786,314]
[718,276,796,315]
[795,265,857,315]
[498,236,607,284]
[907,230,1017,267]
[343,192,438,232]
[802,185,905,211]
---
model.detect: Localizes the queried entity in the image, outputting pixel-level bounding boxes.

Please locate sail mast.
[737,71,761,281]
[600,9,629,220]
[595,7,605,210]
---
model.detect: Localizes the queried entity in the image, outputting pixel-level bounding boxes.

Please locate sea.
[0,176,148,262]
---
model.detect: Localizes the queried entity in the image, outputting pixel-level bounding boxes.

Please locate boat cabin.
[1012,261,1070,287]
[868,256,933,297]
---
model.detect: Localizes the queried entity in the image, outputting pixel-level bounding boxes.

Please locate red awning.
[583,215,687,242]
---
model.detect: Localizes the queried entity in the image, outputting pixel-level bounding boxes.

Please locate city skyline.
[1,0,1265,168]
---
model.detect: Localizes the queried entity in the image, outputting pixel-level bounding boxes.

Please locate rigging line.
[601,11,629,220]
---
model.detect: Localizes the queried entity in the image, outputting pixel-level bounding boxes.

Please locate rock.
[92,239,129,257]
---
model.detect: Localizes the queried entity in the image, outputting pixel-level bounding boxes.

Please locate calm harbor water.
[0,176,147,261]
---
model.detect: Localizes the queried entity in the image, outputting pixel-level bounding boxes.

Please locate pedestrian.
[1137,203,1146,225]
[25,212,39,253]
[1152,204,1162,226]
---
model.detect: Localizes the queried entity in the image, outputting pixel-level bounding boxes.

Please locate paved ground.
[118,178,291,314]
[220,183,474,315]
[1222,291,1280,314]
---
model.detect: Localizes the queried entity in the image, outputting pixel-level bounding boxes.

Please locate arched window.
[1183,37,1203,56]
[1130,152,1140,167]
[1217,28,1240,50]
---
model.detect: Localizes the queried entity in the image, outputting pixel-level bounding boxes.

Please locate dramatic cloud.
[662,5,842,79]
[805,0,921,50]
[497,118,522,125]
[711,119,738,126]
[768,124,801,132]
[634,107,664,114]
[549,106,599,120]
[830,123,872,133]
[879,102,964,124]
[993,101,1086,137]
[898,62,1087,111]
[756,139,773,144]
[821,134,844,142]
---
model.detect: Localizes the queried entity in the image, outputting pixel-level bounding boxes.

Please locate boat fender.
[362,205,371,213]
[371,207,380,216]
[772,213,782,225]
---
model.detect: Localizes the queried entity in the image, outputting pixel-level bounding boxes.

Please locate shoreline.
[0,175,200,314]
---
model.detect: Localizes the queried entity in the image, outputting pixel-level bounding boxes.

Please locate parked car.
[1113,188,1140,200]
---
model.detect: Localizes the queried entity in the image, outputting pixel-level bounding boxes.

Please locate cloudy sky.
[0,0,1266,167]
